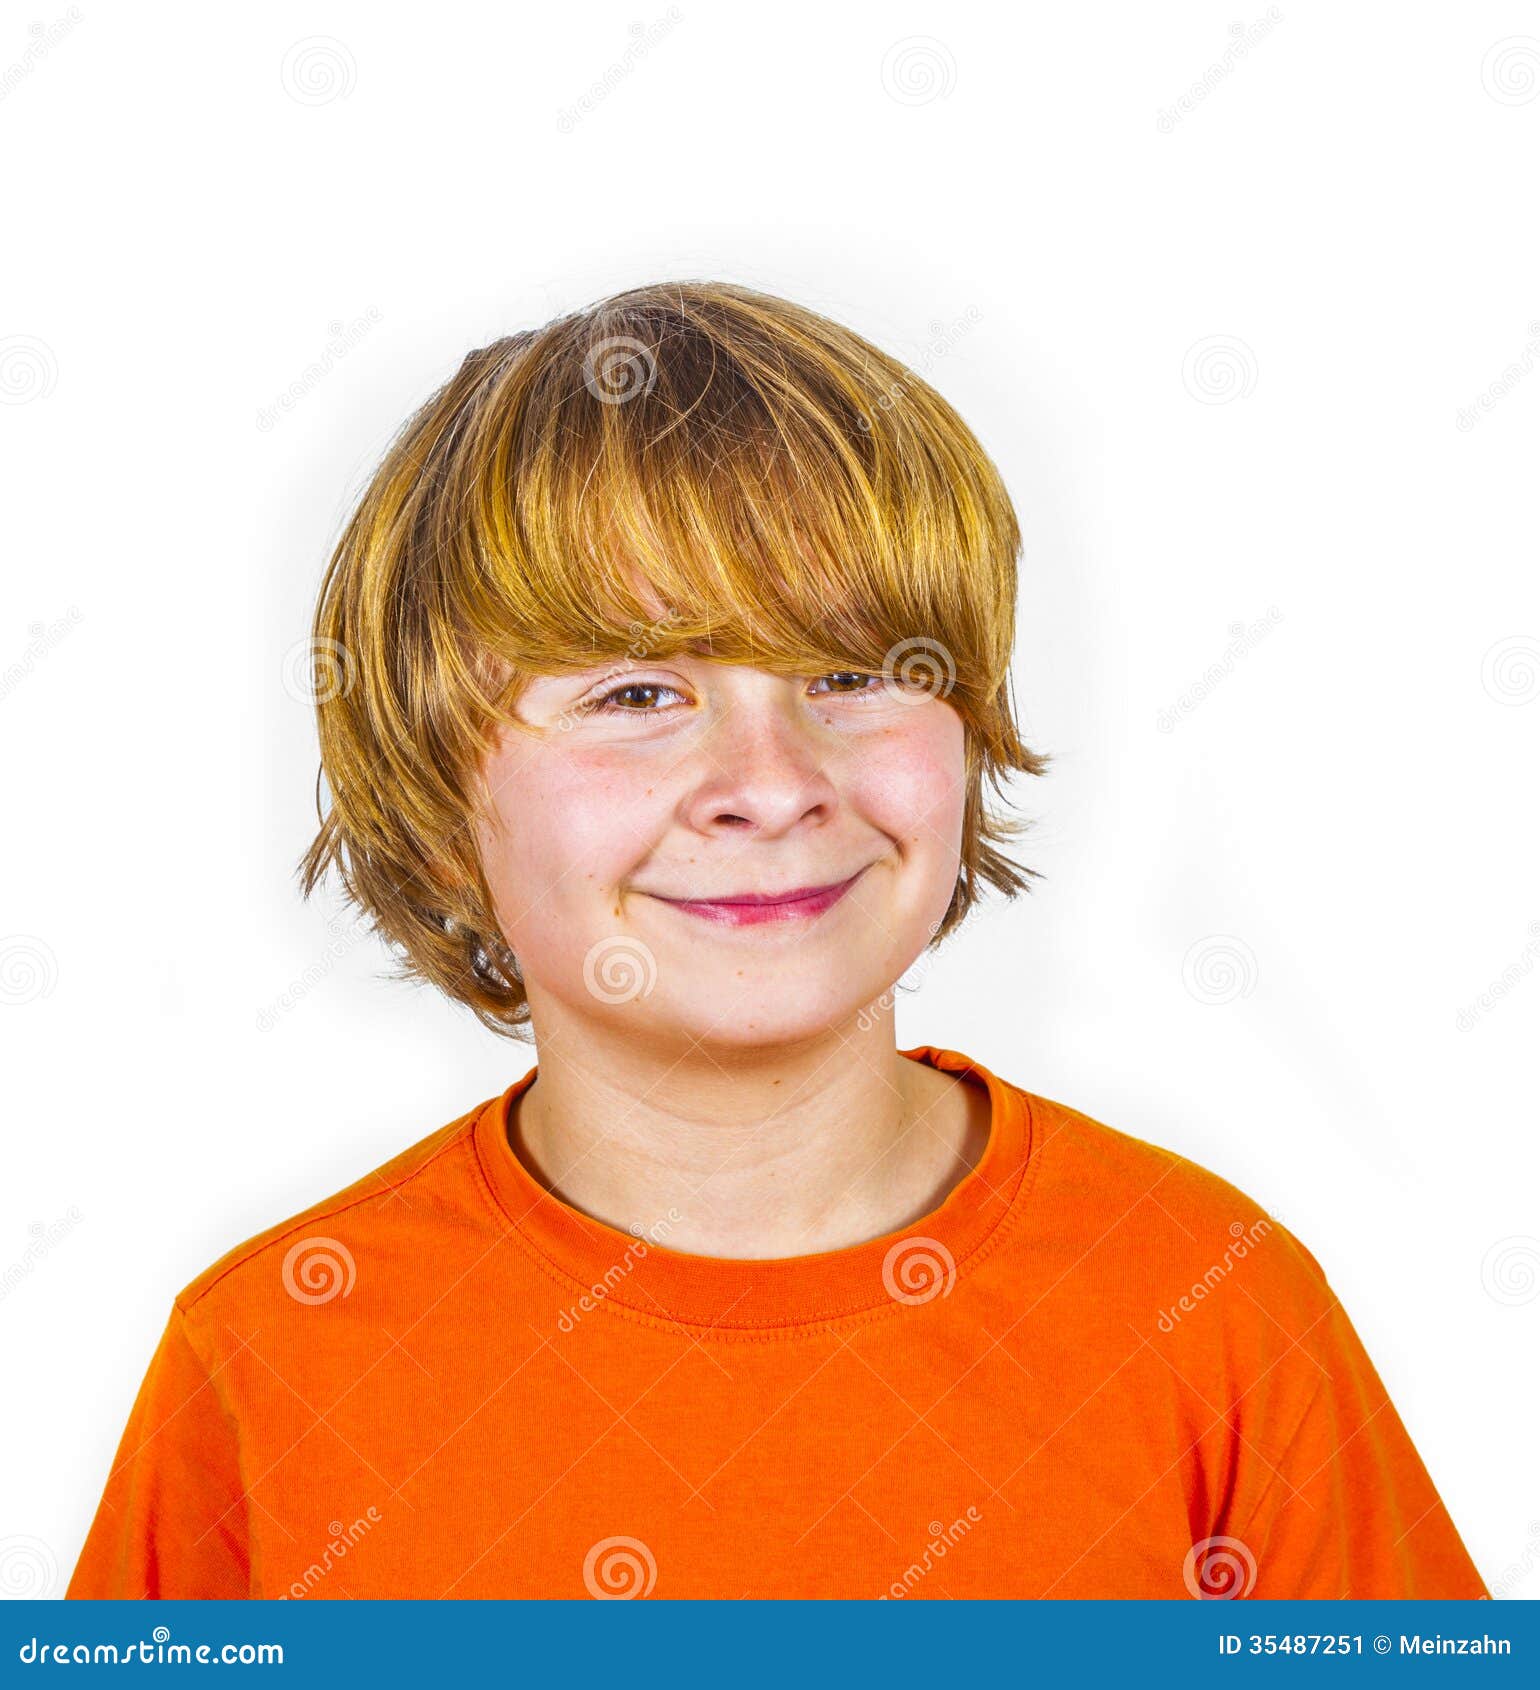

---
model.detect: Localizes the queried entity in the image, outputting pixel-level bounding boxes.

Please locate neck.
[509,1012,991,1259]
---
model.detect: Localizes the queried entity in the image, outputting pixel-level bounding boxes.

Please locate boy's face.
[472,654,967,1051]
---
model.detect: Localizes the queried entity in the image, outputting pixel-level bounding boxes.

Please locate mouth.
[646,867,870,928]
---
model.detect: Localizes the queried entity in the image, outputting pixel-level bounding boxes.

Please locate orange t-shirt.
[66,1047,1488,1601]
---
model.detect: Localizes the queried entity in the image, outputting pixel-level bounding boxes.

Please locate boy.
[68,282,1487,1600]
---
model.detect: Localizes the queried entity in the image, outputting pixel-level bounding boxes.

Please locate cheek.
[476,744,659,933]
[855,711,967,854]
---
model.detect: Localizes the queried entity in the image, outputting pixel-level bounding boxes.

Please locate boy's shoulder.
[170,1093,497,1324]
[1014,1082,1336,1321]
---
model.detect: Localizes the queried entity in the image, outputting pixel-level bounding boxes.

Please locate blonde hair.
[297,280,1051,1039]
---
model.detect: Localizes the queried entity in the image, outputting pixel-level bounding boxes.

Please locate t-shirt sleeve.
[1235,1285,1488,1599]
[66,1301,251,1599]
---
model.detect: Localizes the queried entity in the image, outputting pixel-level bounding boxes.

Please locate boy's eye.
[580,681,688,715]
[576,670,889,718]
[809,670,885,698]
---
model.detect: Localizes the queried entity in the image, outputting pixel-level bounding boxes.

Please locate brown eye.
[810,671,883,697]
[582,681,687,715]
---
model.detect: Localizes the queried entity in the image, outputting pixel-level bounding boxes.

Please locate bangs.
[435,283,1020,719]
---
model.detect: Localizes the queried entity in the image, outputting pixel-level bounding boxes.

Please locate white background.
[2,1,1536,1599]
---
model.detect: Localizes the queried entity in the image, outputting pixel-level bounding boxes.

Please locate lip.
[648,867,869,927]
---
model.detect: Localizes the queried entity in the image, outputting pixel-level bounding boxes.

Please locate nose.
[681,686,839,837]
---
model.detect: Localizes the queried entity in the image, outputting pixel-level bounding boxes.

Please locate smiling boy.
[68,281,1487,1600]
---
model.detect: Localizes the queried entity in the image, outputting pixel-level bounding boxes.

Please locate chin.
[655,984,887,1051]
